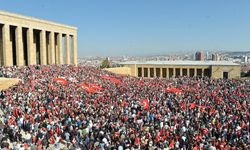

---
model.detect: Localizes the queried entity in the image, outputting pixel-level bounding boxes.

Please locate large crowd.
[0,65,249,150]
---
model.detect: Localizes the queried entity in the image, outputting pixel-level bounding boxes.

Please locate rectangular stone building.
[0,10,77,66]
[119,61,241,79]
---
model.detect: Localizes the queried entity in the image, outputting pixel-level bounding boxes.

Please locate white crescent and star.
[143,101,148,108]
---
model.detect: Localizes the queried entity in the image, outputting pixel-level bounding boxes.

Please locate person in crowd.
[0,64,249,149]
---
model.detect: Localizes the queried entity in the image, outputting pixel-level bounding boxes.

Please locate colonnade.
[0,23,77,66]
[137,67,211,78]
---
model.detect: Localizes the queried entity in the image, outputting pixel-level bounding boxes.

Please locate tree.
[100,57,111,69]
[241,71,250,77]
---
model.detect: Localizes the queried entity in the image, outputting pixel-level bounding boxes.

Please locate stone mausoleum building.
[116,61,241,79]
[0,10,77,66]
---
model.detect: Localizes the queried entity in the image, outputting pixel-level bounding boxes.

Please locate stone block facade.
[0,10,77,66]
[120,61,241,79]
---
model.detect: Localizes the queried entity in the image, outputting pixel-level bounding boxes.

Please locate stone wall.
[104,67,132,76]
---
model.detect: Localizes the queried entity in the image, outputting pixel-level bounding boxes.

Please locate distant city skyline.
[1,0,250,57]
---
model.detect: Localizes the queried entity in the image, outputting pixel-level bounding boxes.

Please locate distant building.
[206,51,210,60]
[195,51,205,60]
[115,61,241,79]
[241,64,250,73]
[242,56,248,63]
[212,53,220,61]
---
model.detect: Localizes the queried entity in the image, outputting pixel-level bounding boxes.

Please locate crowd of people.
[0,65,249,150]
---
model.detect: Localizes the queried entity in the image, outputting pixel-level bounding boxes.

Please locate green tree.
[100,57,111,69]
[241,71,250,77]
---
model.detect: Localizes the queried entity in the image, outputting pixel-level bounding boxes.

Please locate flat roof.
[0,10,77,30]
[120,60,240,66]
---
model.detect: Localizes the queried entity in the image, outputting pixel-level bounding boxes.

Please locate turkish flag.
[199,105,206,112]
[77,83,97,93]
[169,139,175,148]
[181,101,187,110]
[135,137,140,145]
[110,77,122,84]
[216,97,222,103]
[121,100,127,107]
[203,128,209,134]
[79,82,103,92]
[87,83,103,90]
[190,103,196,109]
[141,99,149,109]
[101,75,121,84]
[209,108,216,115]
[53,78,68,85]
[241,121,246,128]
[166,87,182,94]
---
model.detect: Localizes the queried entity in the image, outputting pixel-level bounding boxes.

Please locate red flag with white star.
[141,99,149,109]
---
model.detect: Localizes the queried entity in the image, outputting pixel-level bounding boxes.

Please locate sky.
[1,0,250,57]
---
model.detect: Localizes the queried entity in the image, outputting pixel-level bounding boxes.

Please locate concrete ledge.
[0,77,20,90]
[104,67,131,76]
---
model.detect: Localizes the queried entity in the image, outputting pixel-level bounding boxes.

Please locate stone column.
[160,68,163,78]
[187,68,190,77]
[27,28,36,65]
[40,30,46,65]
[142,67,144,77]
[65,34,70,64]
[173,68,176,78]
[49,31,55,64]
[180,67,183,76]
[147,68,150,78]
[134,65,137,77]
[153,68,156,77]
[202,68,205,78]
[15,26,24,66]
[166,68,169,78]
[72,34,77,65]
[57,33,62,64]
[3,24,13,66]
[0,26,2,65]
[194,68,197,77]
